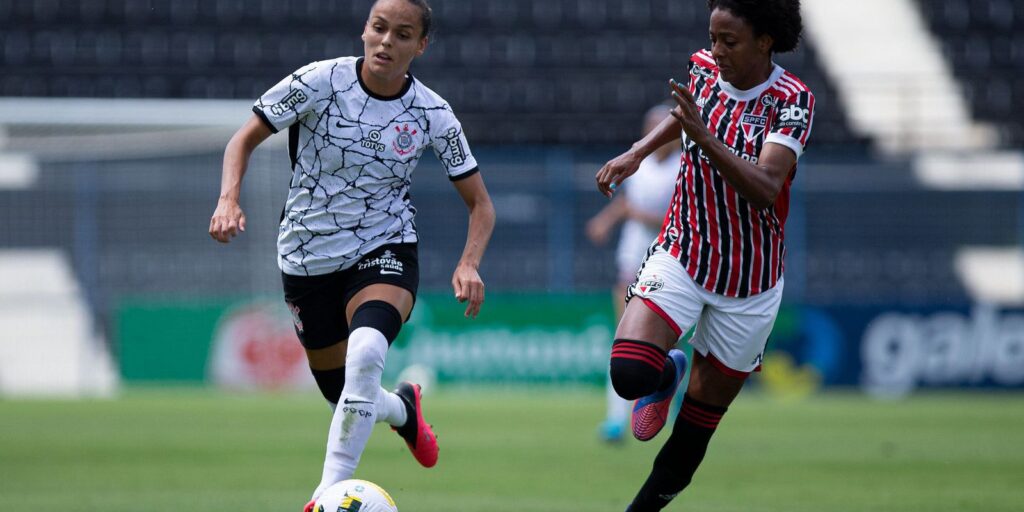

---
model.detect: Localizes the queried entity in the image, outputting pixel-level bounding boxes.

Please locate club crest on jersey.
[741,113,768,141]
[636,276,664,296]
[392,124,418,156]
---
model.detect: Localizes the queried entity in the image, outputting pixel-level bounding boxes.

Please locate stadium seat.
[917,0,1024,145]
[5,0,866,147]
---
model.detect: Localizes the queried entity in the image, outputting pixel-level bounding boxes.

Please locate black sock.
[310,366,346,405]
[627,393,728,512]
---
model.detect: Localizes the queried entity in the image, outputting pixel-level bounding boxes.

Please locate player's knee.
[609,339,666,400]
[345,300,401,377]
[350,300,403,344]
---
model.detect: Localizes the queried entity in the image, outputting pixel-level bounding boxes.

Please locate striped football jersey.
[656,49,814,298]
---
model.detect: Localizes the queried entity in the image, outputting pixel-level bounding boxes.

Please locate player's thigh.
[345,284,414,325]
[616,299,680,351]
[342,243,420,325]
[685,352,747,407]
[281,272,351,370]
[690,279,783,376]
[616,249,704,351]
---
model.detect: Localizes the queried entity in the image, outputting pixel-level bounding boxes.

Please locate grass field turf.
[2,388,1023,512]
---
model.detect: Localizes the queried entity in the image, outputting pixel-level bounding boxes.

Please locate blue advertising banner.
[766,304,1024,396]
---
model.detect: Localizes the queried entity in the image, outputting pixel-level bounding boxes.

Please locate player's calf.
[627,393,727,511]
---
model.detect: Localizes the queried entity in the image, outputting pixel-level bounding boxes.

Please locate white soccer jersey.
[254,56,479,276]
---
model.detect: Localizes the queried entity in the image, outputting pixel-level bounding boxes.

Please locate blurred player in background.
[586,103,680,443]
[595,0,813,509]
[208,0,496,510]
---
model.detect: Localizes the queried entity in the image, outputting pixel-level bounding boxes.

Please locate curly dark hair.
[707,0,802,53]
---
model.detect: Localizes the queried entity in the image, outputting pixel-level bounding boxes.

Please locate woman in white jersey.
[208,1,496,510]
[595,0,813,510]
[585,103,680,443]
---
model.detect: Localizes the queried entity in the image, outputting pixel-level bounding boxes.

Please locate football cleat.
[392,381,438,467]
[631,349,688,441]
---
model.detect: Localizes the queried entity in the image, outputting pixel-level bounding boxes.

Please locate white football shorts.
[628,249,783,376]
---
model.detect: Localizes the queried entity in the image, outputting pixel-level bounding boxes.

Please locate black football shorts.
[281,243,419,349]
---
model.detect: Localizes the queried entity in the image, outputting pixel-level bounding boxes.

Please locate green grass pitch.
[2,388,1023,511]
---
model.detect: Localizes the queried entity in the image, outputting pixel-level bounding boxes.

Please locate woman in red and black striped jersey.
[595,1,813,510]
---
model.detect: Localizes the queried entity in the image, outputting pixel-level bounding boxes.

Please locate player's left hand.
[452,262,484,318]
[669,79,711,146]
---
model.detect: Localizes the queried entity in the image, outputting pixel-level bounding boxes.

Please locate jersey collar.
[716,63,784,101]
[356,57,414,101]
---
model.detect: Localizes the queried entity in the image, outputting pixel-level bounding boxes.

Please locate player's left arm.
[450,173,495,319]
[669,79,803,210]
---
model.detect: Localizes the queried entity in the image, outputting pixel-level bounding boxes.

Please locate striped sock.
[627,393,728,511]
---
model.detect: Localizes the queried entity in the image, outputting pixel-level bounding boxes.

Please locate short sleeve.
[252,61,331,133]
[428,105,479,181]
[765,90,815,159]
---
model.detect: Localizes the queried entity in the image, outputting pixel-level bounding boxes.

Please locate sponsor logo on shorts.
[636,276,664,296]
[358,249,404,276]
[286,301,303,333]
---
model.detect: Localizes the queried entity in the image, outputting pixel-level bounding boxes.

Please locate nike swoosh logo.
[343,398,372,405]
[380,270,402,275]
[336,121,358,129]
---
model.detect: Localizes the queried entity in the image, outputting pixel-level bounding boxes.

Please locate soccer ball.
[314,479,399,512]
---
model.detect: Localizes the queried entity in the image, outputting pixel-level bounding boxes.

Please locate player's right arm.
[209,115,272,243]
[210,60,328,243]
[595,110,681,198]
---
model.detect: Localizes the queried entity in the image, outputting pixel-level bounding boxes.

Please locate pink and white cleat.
[392,381,439,467]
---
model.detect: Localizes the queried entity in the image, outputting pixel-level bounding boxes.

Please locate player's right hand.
[595,150,642,198]
[209,199,246,243]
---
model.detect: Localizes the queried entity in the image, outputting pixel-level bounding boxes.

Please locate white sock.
[606,371,630,424]
[375,387,408,427]
[311,327,388,500]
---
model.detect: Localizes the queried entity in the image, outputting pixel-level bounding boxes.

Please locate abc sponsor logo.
[776,104,810,129]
